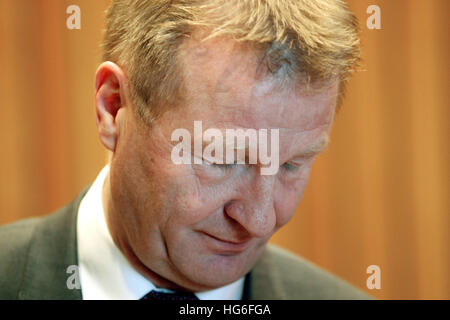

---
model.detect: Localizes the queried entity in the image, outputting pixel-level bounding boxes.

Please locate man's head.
[94,0,360,292]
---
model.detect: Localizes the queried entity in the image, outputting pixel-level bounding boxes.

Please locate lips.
[201,232,251,253]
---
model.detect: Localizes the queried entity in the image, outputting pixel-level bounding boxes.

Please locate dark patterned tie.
[140,290,199,301]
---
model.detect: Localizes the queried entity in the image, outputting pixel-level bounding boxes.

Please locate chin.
[173,246,263,290]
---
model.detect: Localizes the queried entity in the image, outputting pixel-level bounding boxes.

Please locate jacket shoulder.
[249,244,373,299]
[0,187,86,300]
[0,217,41,299]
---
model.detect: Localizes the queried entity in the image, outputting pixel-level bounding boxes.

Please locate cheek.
[274,167,313,227]
[274,192,300,228]
[160,169,234,227]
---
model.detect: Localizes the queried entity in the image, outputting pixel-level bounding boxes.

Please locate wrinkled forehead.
[177,33,338,129]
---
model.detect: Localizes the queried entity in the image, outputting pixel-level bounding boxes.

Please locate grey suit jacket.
[0,188,371,300]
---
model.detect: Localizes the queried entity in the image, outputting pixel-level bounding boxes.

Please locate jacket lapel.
[243,244,287,299]
[18,188,89,300]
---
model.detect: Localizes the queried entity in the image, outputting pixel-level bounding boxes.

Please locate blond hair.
[102,0,360,124]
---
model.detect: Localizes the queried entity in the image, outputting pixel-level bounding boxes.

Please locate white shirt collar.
[77,165,245,300]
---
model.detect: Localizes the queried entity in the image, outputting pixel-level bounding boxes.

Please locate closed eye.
[281,162,300,172]
[211,163,238,170]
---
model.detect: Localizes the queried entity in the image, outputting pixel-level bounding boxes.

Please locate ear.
[94,61,130,152]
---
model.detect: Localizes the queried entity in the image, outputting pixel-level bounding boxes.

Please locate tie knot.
[140,290,199,301]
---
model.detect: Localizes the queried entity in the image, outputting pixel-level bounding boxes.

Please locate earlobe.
[94,62,129,152]
[97,96,117,151]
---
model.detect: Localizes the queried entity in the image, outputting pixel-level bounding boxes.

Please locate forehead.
[177,34,337,131]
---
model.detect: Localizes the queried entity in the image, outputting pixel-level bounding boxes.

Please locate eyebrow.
[194,129,330,159]
[295,134,330,157]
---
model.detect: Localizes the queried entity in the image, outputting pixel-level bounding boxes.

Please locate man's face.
[107,36,338,291]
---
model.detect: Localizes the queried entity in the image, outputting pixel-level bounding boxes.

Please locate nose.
[224,175,276,238]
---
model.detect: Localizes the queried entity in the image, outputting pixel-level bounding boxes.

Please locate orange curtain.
[0,0,448,299]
